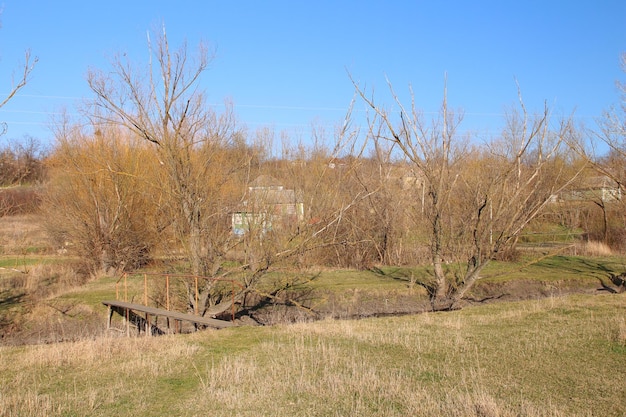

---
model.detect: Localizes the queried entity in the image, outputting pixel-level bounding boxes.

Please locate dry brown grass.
[575,240,614,257]
[0,214,51,255]
[1,294,624,416]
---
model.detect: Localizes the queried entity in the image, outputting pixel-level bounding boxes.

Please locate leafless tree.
[569,54,625,189]
[353,76,582,310]
[83,26,370,318]
[566,53,626,250]
[0,15,38,219]
[85,26,255,313]
[0,10,37,136]
[43,123,159,273]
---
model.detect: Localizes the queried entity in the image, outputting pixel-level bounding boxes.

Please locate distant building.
[232,175,304,235]
[559,176,622,203]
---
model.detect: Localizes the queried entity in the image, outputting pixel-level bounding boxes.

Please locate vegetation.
[0,28,609,320]
[0,20,624,416]
[0,294,624,416]
[351,77,584,310]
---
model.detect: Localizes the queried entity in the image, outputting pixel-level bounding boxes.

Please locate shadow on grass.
[368,266,437,298]
[0,290,27,334]
[535,256,625,284]
[369,266,417,283]
[0,290,26,310]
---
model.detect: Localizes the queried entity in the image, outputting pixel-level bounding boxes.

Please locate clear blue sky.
[0,0,624,149]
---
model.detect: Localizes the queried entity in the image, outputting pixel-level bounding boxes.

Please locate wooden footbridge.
[104,273,241,336]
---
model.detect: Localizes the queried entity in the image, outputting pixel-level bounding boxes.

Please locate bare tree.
[83,26,370,319]
[597,53,626,159]
[0,10,37,137]
[0,17,40,221]
[0,136,46,186]
[85,26,257,313]
[569,54,625,189]
[353,76,582,310]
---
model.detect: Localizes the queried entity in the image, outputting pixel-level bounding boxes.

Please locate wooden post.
[144,274,148,306]
[195,276,199,315]
[125,307,130,337]
[166,275,170,310]
[107,305,113,330]
[166,275,171,331]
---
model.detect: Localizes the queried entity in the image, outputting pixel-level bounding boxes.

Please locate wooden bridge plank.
[102,300,235,329]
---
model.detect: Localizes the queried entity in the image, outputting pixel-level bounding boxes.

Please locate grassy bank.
[1,293,624,416]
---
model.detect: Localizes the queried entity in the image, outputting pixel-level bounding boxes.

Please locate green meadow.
[1,293,624,417]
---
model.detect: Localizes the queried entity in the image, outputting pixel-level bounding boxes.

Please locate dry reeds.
[575,240,613,256]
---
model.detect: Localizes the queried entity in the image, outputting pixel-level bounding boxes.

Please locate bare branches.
[0,49,37,110]
[87,27,213,150]
[0,49,37,136]
[351,74,583,309]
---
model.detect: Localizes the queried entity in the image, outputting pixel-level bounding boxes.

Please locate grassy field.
[1,215,625,415]
[0,293,624,416]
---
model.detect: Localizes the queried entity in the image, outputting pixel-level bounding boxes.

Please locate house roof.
[249,175,282,189]
[243,175,302,208]
[250,188,297,205]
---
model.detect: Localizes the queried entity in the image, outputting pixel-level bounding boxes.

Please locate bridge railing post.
[166,275,170,310]
[195,276,199,315]
[144,274,148,306]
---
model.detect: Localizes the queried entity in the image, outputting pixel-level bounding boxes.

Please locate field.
[0,214,625,416]
[0,294,625,416]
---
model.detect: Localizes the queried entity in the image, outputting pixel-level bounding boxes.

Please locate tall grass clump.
[576,240,613,256]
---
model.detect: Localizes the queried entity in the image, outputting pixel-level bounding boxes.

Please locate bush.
[0,187,41,215]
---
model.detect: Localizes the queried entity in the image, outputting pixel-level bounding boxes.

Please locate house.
[232,175,304,235]
[559,176,622,203]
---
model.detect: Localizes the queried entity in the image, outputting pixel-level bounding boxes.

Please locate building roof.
[249,175,283,189]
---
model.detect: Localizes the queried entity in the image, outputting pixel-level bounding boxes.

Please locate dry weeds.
[576,240,614,257]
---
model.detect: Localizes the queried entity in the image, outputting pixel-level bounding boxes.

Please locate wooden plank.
[102,300,235,329]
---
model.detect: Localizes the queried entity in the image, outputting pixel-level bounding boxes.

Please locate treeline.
[4,127,623,272]
[4,130,622,269]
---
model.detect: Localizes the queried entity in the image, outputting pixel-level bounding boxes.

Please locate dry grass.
[576,240,614,257]
[0,264,84,296]
[0,262,98,344]
[1,293,624,417]
[0,214,51,255]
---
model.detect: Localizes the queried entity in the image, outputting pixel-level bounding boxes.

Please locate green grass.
[0,293,624,416]
[482,255,626,282]
[0,257,44,270]
[0,255,68,271]
[2,254,625,415]
[371,255,625,290]
[41,254,626,324]
[56,283,119,307]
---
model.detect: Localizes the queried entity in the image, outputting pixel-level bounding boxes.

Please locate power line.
[0,93,604,125]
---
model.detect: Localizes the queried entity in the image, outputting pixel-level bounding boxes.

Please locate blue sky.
[0,0,624,148]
